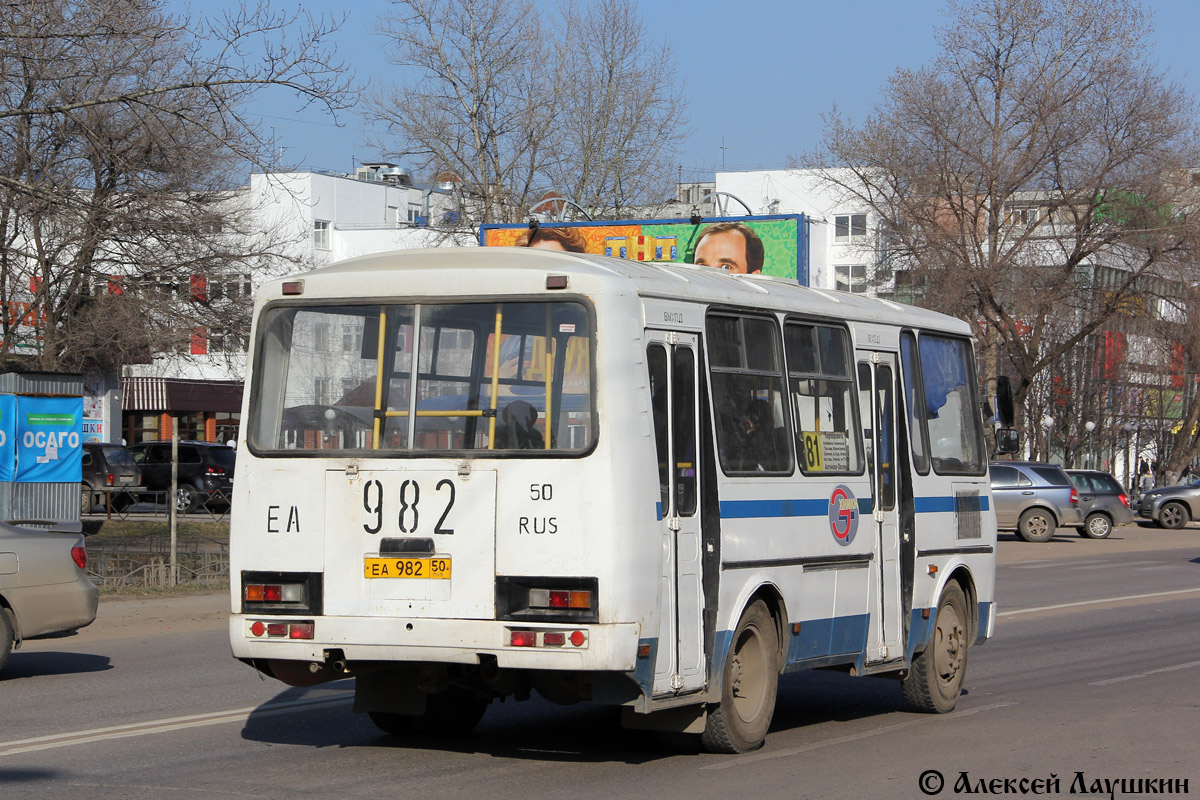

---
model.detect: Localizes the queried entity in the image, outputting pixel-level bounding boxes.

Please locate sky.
[221,0,1200,183]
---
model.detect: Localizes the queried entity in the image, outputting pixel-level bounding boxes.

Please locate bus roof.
[272,247,971,336]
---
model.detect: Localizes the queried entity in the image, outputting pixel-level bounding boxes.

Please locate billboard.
[480,214,809,284]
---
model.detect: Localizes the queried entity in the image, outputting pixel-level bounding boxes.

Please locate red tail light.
[71,545,87,570]
[106,473,115,486]
[1119,493,1130,508]
[205,466,225,476]
[1069,487,1079,504]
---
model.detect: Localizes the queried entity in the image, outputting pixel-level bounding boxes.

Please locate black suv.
[128,441,236,513]
[81,442,144,514]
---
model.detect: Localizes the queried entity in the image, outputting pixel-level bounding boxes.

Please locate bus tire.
[412,689,489,735]
[368,711,414,736]
[702,600,779,754]
[1017,508,1055,542]
[903,582,968,714]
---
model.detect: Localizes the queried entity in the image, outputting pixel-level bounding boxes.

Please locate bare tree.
[801,0,1200,437]
[365,0,686,225]
[0,0,351,373]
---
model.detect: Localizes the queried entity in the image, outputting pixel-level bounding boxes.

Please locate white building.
[715,168,879,294]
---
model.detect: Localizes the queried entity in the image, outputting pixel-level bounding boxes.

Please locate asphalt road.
[2,523,1198,800]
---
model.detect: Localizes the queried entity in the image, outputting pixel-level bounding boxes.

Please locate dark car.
[127,441,236,513]
[989,461,1083,542]
[81,442,144,514]
[1135,476,1200,529]
[1066,469,1134,539]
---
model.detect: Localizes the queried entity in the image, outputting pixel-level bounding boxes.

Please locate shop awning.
[122,377,243,413]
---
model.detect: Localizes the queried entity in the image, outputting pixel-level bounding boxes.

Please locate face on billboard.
[695,229,752,274]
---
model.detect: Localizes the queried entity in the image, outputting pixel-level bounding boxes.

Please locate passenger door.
[857,353,903,662]
[647,332,706,695]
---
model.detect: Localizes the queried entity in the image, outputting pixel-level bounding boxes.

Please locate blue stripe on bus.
[716,494,988,520]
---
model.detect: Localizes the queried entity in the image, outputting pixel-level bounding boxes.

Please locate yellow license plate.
[364,557,452,579]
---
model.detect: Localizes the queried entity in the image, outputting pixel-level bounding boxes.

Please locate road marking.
[1090,659,1200,686]
[0,694,352,757]
[1012,560,1109,569]
[700,702,1015,770]
[999,587,1200,618]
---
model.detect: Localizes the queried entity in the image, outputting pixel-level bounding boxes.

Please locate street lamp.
[1084,420,1096,469]
[1041,415,1054,461]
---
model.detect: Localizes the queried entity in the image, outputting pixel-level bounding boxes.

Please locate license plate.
[118,476,135,484]
[364,557,452,580]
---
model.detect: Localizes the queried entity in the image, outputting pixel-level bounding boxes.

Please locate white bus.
[229,247,1002,753]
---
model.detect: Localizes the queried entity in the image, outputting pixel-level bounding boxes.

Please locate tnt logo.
[827,485,859,546]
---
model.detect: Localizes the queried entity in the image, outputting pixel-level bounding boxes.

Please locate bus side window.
[648,345,671,514]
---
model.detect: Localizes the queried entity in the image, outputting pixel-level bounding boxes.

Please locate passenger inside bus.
[495,400,544,449]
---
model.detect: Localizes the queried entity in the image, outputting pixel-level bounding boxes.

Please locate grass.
[83,517,229,543]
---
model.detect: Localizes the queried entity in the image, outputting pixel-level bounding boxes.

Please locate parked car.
[127,441,236,513]
[1066,469,1134,538]
[0,520,98,672]
[81,442,144,514]
[989,461,1083,542]
[1134,476,1200,529]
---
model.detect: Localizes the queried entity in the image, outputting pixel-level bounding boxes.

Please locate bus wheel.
[412,689,489,735]
[702,600,779,754]
[903,582,968,714]
[1017,509,1054,542]
[368,711,414,736]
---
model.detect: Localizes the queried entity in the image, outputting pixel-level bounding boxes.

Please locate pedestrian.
[1139,470,1154,495]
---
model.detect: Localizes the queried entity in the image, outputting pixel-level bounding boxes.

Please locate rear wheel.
[1017,508,1055,542]
[80,486,94,515]
[903,582,968,713]
[176,485,201,514]
[702,600,779,753]
[1081,512,1113,539]
[0,608,14,672]
[412,690,489,735]
[1160,501,1189,530]
[367,711,413,736]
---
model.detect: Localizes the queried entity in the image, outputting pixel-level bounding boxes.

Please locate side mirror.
[994,427,1020,456]
[995,376,1015,428]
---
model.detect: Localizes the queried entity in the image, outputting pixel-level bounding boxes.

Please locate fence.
[86,529,230,590]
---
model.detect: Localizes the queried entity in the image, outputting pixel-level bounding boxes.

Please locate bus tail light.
[507,628,588,649]
[248,620,315,639]
[497,577,598,624]
[241,571,323,615]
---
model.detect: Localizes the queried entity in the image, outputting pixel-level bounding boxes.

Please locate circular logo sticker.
[828,484,859,546]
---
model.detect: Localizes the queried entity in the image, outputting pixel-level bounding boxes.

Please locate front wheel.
[702,600,779,753]
[1160,502,1189,530]
[1081,512,1113,539]
[903,582,969,713]
[1017,508,1055,542]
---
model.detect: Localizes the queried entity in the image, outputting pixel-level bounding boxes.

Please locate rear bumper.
[229,614,641,672]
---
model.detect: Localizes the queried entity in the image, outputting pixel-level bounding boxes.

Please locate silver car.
[0,521,98,671]
[989,461,1084,542]
[1135,476,1200,529]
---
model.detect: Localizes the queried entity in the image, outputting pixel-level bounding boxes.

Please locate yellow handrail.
[371,308,387,449]
[487,305,502,449]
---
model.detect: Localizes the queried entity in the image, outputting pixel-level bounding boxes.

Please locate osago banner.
[14,396,83,483]
[480,214,808,284]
